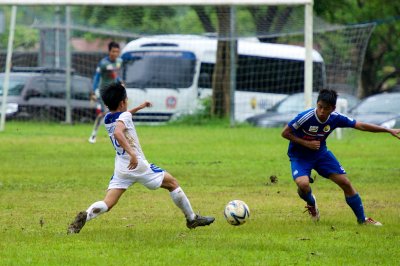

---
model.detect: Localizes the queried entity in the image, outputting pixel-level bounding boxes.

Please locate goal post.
[0,5,16,131]
[5,0,373,131]
[0,0,314,130]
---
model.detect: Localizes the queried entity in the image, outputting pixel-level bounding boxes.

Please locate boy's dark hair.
[317,89,337,107]
[101,82,126,111]
[108,41,120,51]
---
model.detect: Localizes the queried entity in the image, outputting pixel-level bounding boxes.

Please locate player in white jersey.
[68,82,215,234]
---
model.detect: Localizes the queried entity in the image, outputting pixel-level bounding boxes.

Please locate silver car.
[246,92,360,128]
[349,92,400,129]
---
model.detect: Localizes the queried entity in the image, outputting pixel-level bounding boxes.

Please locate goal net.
[0,1,374,127]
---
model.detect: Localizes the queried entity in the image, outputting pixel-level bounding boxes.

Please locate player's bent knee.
[161,172,179,191]
[294,176,310,191]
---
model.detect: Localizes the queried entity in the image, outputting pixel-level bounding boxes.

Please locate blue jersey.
[287,108,356,158]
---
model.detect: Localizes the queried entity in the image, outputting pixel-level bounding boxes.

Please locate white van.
[121,35,325,122]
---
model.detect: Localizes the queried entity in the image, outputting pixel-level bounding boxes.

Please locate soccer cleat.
[362,217,382,226]
[186,214,215,229]
[88,135,96,144]
[67,211,87,234]
[304,195,320,222]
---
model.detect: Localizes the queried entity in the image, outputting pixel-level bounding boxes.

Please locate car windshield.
[352,93,400,114]
[0,76,28,96]
[122,51,196,89]
[272,92,359,113]
[274,93,317,113]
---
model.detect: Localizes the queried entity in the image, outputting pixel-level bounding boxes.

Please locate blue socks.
[345,193,366,223]
[298,188,316,206]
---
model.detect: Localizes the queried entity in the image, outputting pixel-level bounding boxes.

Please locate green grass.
[0,121,399,265]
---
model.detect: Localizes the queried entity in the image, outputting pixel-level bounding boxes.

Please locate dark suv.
[0,67,96,122]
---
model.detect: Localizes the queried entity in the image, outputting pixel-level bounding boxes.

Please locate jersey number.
[110,136,125,155]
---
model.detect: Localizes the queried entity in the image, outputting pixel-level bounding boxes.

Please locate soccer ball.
[224,200,250,226]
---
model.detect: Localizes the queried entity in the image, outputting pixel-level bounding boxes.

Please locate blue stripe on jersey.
[104,112,123,125]
[293,109,314,129]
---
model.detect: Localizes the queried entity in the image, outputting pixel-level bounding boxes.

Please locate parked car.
[0,67,96,122]
[348,92,400,129]
[246,92,360,128]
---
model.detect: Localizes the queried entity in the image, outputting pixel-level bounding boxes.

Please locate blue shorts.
[289,150,346,180]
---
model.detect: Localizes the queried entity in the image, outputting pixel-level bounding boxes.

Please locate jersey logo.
[323,125,331,132]
[308,126,319,132]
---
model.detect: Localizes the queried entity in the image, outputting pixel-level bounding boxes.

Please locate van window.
[199,55,324,93]
[47,78,66,99]
[28,78,47,97]
[0,76,29,96]
[122,51,196,89]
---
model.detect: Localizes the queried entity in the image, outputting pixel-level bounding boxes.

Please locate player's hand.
[89,92,97,102]
[142,101,152,108]
[390,129,400,139]
[306,140,321,150]
[128,157,138,170]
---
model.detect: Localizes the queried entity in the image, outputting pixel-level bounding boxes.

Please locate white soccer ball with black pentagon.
[224,200,250,226]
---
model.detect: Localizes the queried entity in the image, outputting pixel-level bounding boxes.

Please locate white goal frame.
[0,0,313,130]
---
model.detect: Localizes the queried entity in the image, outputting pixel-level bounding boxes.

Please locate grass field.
[0,121,399,265]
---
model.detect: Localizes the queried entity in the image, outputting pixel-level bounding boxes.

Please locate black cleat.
[67,211,87,234]
[186,214,215,229]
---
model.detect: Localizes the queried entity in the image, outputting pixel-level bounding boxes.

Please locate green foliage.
[13,25,39,49]
[76,6,208,35]
[0,122,400,265]
[314,0,400,92]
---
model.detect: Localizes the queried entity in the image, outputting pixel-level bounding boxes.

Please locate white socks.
[84,188,195,222]
[86,201,109,221]
[170,187,196,221]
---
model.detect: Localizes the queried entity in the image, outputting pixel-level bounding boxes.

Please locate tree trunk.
[212,6,233,118]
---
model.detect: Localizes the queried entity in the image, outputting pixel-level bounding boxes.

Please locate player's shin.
[170,187,196,220]
[345,193,366,223]
[297,188,316,206]
[86,201,109,221]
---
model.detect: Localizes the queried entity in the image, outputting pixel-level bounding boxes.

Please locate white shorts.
[108,159,165,190]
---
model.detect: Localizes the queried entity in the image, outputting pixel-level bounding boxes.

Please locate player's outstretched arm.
[354,121,400,139]
[114,120,138,169]
[128,101,152,114]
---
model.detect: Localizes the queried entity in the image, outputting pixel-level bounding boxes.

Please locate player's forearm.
[129,102,151,114]
[282,126,317,149]
[355,122,390,133]
[282,126,304,145]
[129,106,143,114]
[284,133,309,147]
[92,73,100,91]
[114,131,136,158]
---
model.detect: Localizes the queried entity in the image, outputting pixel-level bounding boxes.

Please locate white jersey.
[104,111,146,176]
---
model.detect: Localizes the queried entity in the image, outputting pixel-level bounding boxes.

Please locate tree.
[314,0,400,96]
[211,6,236,118]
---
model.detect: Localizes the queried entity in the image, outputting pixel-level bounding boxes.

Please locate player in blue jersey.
[282,89,400,226]
[68,82,215,234]
[88,41,123,144]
